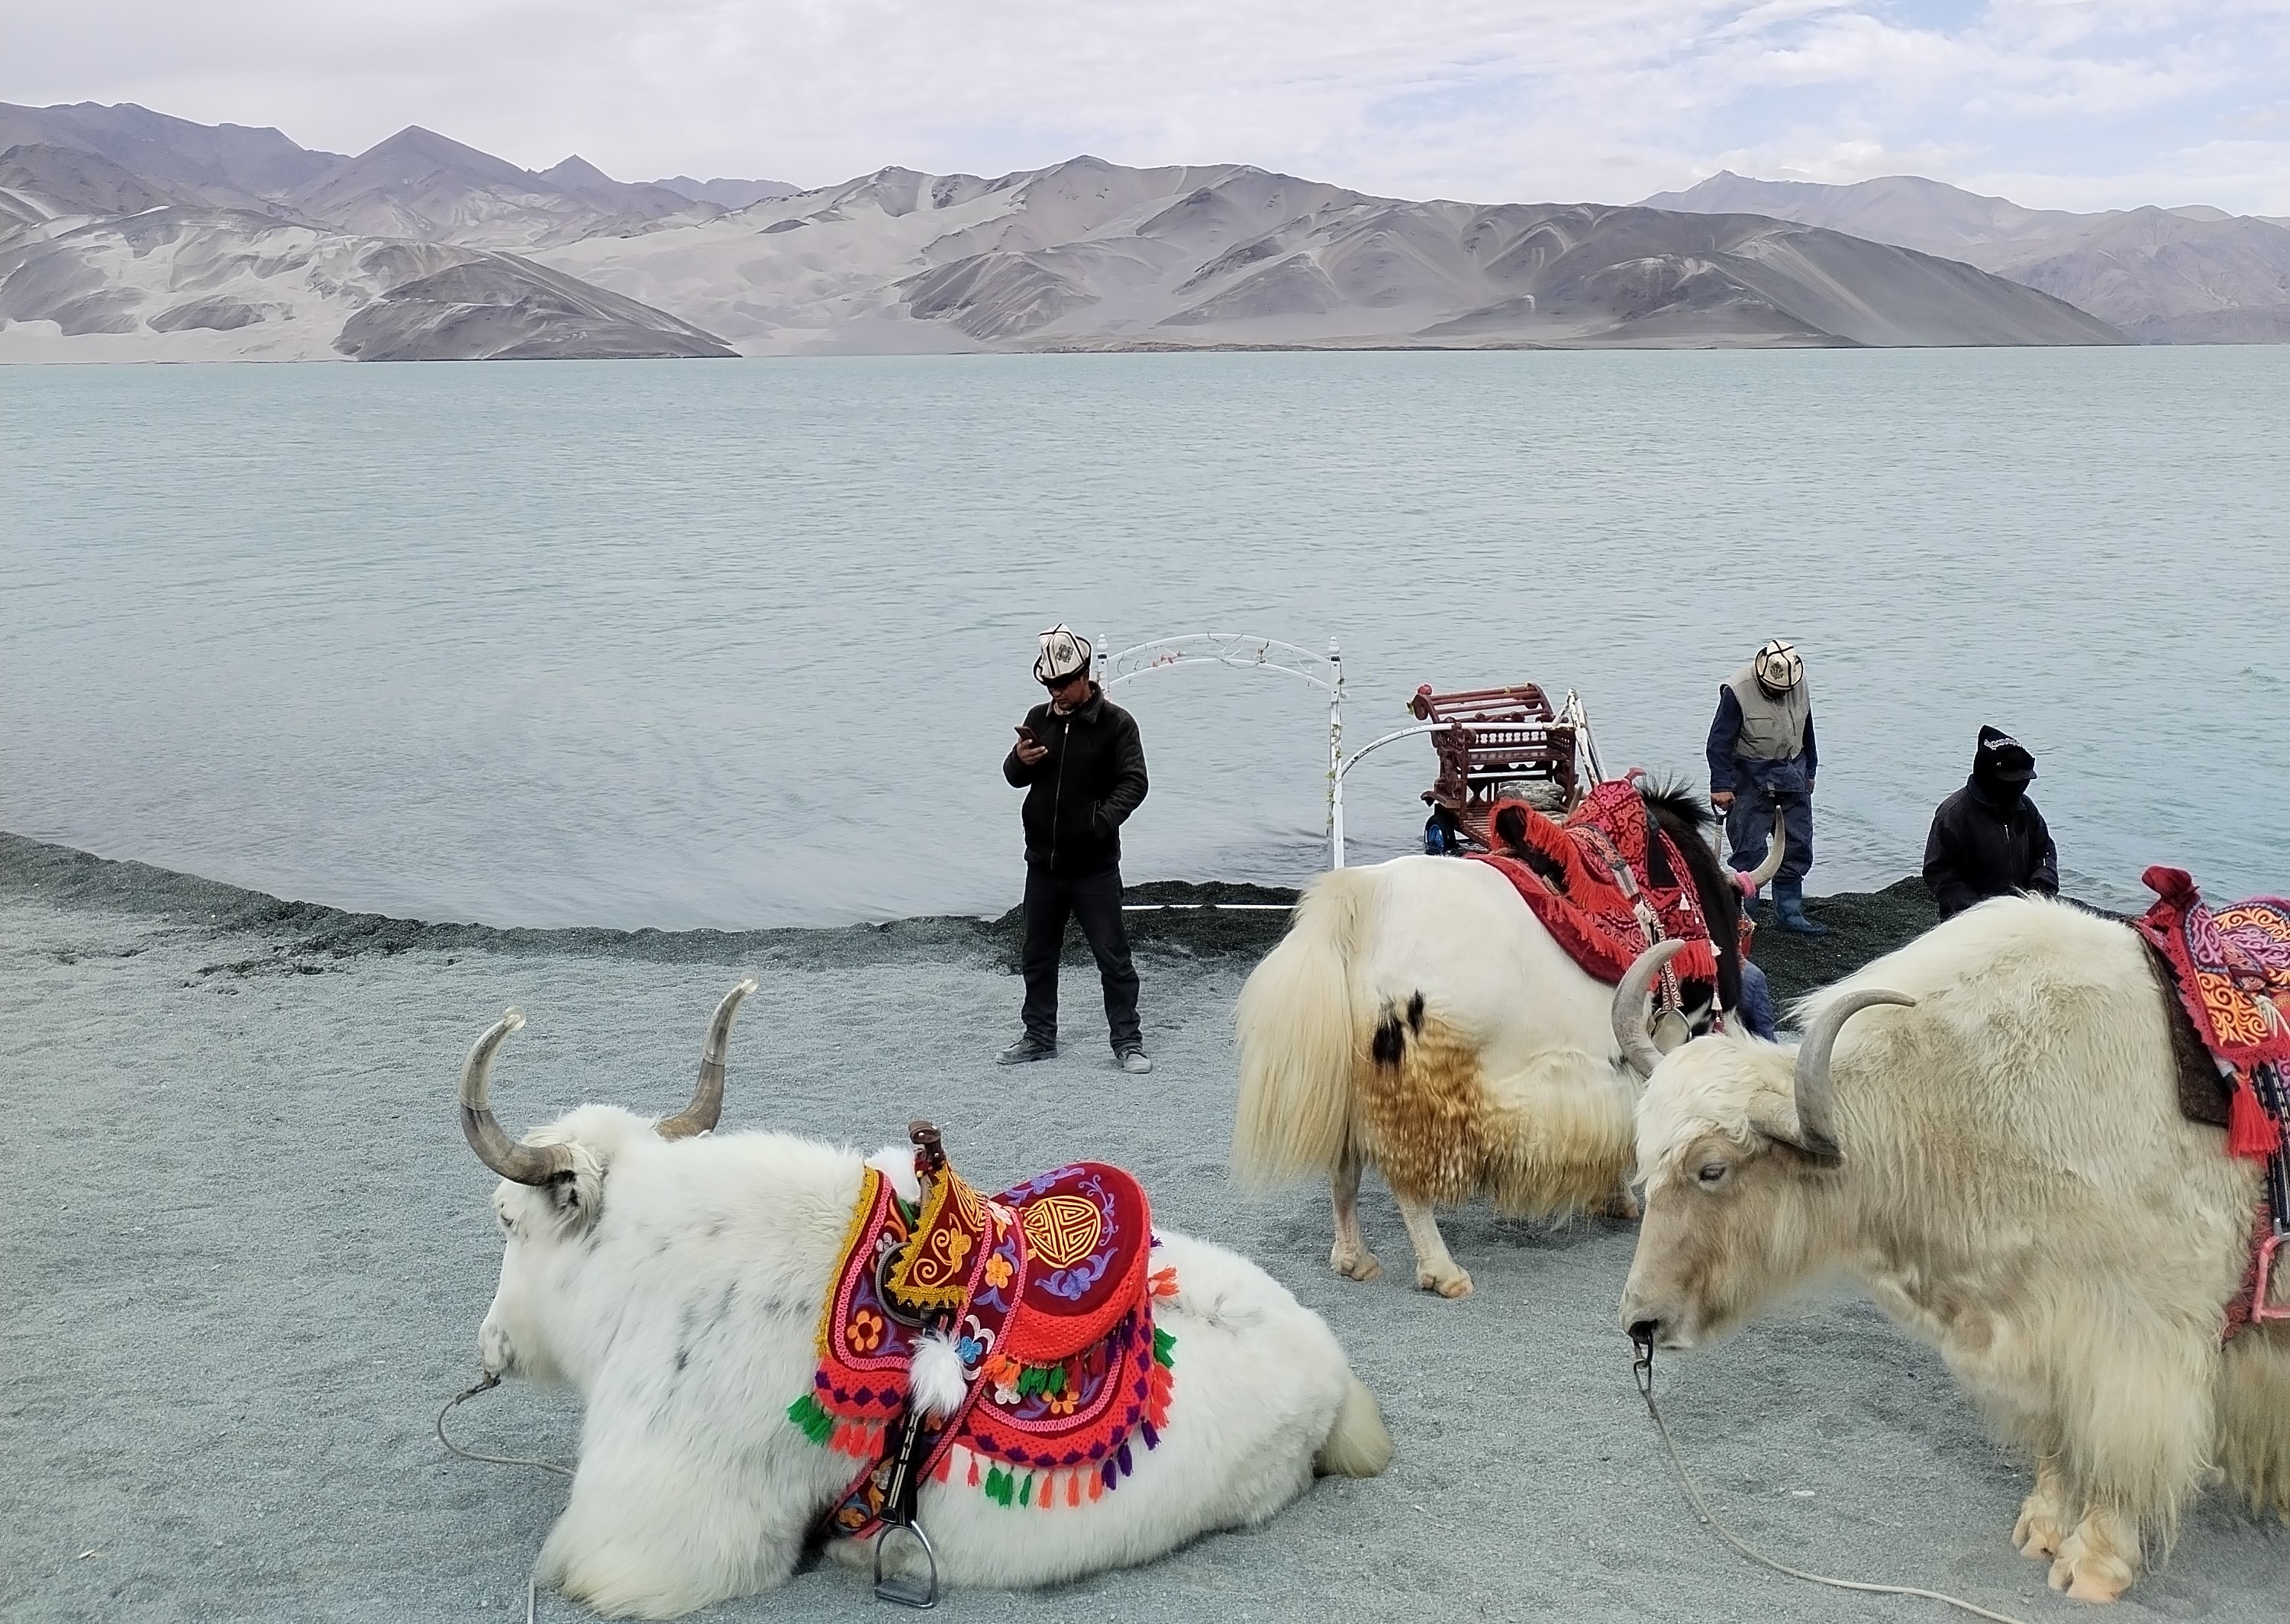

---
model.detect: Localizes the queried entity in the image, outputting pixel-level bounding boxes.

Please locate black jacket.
[1003,688,1149,874]
[1923,778,2058,919]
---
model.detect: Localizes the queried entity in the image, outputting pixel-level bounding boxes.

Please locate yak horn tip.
[502,1006,526,1031]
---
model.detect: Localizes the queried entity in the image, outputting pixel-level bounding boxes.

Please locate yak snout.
[479,1304,516,1377]
[1617,1286,1694,1352]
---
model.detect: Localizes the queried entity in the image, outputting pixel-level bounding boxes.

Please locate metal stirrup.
[872,1520,939,1610]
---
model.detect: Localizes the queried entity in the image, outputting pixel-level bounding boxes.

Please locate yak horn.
[459,1007,576,1186]
[1787,989,1916,1162]
[1611,939,1689,1080]
[1742,812,1788,891]
[656,975,759,1141]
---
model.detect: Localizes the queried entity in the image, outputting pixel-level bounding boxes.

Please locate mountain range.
[1641,172,2290,343]
[2,100,2281,361]
[541,157,2114,353]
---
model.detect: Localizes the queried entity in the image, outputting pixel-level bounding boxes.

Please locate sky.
[8,1,2290,214]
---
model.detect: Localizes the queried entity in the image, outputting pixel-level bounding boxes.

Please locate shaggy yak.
[1234,781,1778,1297]
[1614,901,2290,1603]
[458,980,1392,1619]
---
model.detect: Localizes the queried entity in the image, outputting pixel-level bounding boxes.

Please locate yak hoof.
[2048,1534,2133,1604]
[1330,1245,1384,1281]
[2013,1490,2068,1560]
[1417,1264,1472,1299]
[2053,1563,2130,1605]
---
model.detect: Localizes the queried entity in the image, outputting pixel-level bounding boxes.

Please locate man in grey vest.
[1706,639,1824,936]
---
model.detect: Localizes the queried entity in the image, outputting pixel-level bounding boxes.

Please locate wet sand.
[3,834,2281,1622]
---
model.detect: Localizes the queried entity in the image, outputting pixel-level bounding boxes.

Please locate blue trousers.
[1737,960,1777,1041]
[1726,762,1814,886]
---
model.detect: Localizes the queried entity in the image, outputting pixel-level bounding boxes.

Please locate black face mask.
[1972,765,2030,807]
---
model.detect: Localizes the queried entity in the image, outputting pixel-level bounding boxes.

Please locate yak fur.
[1234,784,1738,1298]
[1619,896,2290,1603]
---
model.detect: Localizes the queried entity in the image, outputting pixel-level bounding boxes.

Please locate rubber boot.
[1743,886,1769,924]
[1772,879,1827,937]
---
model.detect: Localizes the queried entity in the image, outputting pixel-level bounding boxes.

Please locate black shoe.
[998,1036,1055,1065]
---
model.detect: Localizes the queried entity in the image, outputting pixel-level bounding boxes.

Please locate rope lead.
[1630,1335,2037,1624]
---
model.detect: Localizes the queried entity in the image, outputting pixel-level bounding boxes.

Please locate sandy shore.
[4,834,2282,1622]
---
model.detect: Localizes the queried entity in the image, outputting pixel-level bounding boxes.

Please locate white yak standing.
[457,981,1392,1618]
[1614,900,2290,1603]
[1234,784,1778,1297]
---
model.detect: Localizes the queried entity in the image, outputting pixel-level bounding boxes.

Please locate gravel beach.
[4,834,2282,1623]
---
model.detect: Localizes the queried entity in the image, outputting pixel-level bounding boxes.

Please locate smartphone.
[1014,723,1037,745]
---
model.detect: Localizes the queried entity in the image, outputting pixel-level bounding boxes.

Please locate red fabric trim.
[1470,781,1718,988]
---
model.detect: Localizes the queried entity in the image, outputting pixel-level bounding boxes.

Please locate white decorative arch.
[1095,633,1344,868]
[1092,632,1608,871]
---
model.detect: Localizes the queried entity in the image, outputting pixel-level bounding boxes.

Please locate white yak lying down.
[1613,899,2290,1604]
[457,981,1392,1619]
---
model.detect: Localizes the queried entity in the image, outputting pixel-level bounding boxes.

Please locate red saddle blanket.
[2134,865,2290,1161]
[1469,778,1718,987]
[791,1158,1175,1540]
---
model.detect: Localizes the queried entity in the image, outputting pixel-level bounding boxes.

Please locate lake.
[4,347,2283,927]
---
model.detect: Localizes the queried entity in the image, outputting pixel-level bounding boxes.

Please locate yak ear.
[1747,1108,1840,1166]
[536,1149,607,1227]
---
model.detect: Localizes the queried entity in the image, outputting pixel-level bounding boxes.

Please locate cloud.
[5,2,2288,213]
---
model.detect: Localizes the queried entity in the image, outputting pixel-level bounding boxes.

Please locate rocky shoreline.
[1,831,1939,1005]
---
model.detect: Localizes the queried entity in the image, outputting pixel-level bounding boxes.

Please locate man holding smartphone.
[1000,624,1153,1072]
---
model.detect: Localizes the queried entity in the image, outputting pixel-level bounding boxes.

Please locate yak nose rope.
[436,1371,577,1479]
[1630,1332,2037,1624]
[436,1373,576,1624]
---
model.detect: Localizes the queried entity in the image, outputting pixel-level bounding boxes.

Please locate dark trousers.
[1020,864,1141,1052]
[1726,769,1814,885]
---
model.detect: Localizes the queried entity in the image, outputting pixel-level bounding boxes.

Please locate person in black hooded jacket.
[1922,726,2059,920]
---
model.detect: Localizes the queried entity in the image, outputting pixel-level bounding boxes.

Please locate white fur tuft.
[866,1146,921,1206]
[909,1332,968,1419]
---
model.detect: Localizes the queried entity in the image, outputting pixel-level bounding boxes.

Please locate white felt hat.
[1753,639,1803,692]
[1033,624,1092,685]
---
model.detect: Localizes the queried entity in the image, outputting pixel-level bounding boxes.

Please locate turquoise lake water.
[4,348,2284,927]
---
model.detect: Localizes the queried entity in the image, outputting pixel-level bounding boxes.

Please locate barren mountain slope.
[0,101,337,213]
[285,127,718,250]
[542,156,2121,353]
[652,175,802,209]
[1644,171,2290,342]
[0,208,734,362]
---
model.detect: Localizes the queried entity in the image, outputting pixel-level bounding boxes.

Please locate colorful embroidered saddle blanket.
[1469,776,1719,988]
[2134,866,2290,1162]
[790,1158,1176,1540]
[2133,867,2290,1339]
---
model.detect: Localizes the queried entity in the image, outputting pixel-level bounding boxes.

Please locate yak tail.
[1314,1372,1394,1478]
[1231,865,1374,1187]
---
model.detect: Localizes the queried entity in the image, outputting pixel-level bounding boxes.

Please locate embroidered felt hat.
[1753,639,1804,694]
[1034,624,1092,686]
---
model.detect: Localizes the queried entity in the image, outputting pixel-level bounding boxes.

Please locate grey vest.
[1726,663,1811,762]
